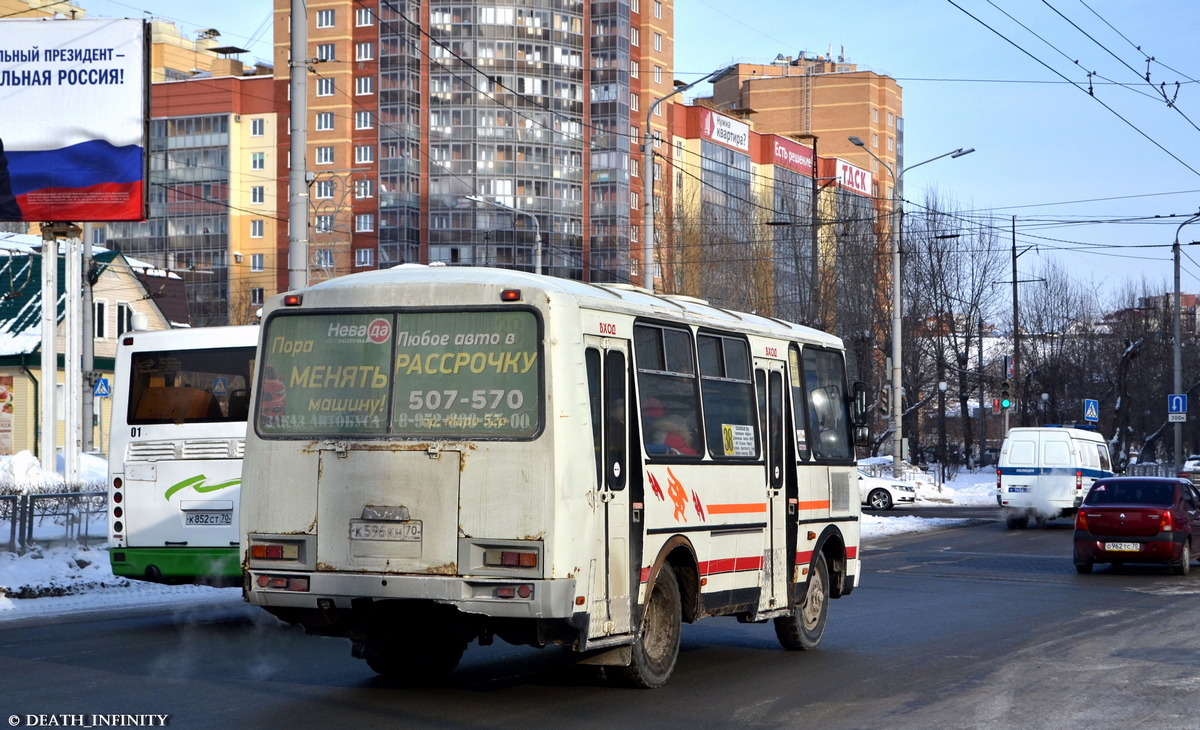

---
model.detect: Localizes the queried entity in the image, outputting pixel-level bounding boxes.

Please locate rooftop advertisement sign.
[0,18,148,222]
[836,159,873,196]
[771,135,814,176]
[700,108,749,152]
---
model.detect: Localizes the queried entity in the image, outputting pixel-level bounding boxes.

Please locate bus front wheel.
[618,562,681,689]
[774,553,829,651]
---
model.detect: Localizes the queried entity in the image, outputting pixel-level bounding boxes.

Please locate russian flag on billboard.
[0,18,147,222]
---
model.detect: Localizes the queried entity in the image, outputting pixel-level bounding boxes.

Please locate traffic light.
[1000,380,1013,410]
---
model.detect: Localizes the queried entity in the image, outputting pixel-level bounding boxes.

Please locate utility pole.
[287,0,309,290]
[1010,215,1019,435]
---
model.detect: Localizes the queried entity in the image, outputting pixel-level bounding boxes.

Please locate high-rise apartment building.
[273,0,671,288]
[703,52,902,200]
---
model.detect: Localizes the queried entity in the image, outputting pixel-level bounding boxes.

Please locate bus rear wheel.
[618,562,681,689]
[774,553,829,651]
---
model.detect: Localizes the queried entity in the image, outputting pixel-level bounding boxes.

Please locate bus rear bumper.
[246,570,579,620]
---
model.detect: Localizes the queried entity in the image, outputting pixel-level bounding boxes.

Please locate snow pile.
[0,450,107,494]
[0,544,129,599]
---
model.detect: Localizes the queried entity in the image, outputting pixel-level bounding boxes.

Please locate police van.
[997,427,1114,529]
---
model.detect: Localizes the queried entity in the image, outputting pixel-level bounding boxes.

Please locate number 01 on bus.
[242,266,870,688]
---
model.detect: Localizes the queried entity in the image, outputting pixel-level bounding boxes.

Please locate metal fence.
[1,490,106,554]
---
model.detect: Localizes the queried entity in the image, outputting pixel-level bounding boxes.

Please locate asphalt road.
[3,517,1199,729]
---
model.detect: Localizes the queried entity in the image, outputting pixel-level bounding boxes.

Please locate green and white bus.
[108,325,258,584]
[242,265,867,687]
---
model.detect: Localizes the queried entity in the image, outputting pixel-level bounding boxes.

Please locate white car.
[858,469,917,510]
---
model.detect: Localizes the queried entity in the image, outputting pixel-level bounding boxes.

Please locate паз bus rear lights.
[495,584,533,599]
[256,574,309,592]
[250,543,300,560]
[483,549,537,568]
[283,293,303,306]
[500,289,522,302]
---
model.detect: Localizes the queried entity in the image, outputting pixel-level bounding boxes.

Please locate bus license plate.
[185,512,232,526]
[1007,487,1030,493]
[349,520,422,542]
[1105,542,1140,552]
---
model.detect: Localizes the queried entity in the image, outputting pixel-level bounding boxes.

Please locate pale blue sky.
[76,0,1200,295]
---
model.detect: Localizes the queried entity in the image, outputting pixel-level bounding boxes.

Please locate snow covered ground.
[0,457,999,625]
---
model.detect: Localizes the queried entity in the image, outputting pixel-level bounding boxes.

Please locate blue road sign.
[212,377,228,397]
[1169,393,1188,414]
[1083,399,1099,423]
[93,378,110,398]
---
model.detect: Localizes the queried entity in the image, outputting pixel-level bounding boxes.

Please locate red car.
[1073,477,1200,575]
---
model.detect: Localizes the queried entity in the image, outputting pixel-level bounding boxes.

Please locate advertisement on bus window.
[0,18,148,222]
[258,310,541,438]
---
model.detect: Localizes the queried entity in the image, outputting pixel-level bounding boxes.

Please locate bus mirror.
[852,382,869,427]
[855,424,870,448]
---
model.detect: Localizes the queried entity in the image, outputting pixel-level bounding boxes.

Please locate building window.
[91,226,106,245]
[315,249,334,267]
[93,301,106,339]
[355,248,374,268]
[250,219,264,238]
[631,191,639,210]
[873,108,879,123]
[315,146,333,164]
[355,179,374,198]
[355,111,373,129]
[250,118,265,136]
[872,133,879,148]
[653,33,662,52]
[250,152,265,170]
[356,42,374,61]
[356,7,373,26]
[888,111,895,127]
[316,77,334,96]
[630,93,639,112]
[630,60,639,78]
[355,145,374,163]
[316,43,335,61]
[630,158,639,177]
[314,180,334,199]
[251,287,264,306]
[251,253,264,272]
[355,214,375,232]
[887,136,894,151]
[355,76,374,95]
[116,303,132,337]
[631,0,639,12]
[654,65,662,84]
[315,112,334,131]
[315,215,334,233]
[630,28,639,47]
[251,186,265,204]
[654,0,662,18]
[316,9,334,28]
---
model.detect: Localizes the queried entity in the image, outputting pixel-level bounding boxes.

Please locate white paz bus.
[241,266,868,687]
[108,325,258,584]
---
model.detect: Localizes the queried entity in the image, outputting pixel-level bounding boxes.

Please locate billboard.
[0,18,147,222]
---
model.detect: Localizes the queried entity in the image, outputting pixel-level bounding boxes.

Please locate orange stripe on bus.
[796,500,831,510]
[705,502,767,515]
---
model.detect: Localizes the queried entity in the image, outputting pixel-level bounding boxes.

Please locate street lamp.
[1041,392,1050,425]
[849,136,975,477]
[642,65,733,291]
[938,380,948,469]
[465,195,543,275]
[1173,213,1200,473]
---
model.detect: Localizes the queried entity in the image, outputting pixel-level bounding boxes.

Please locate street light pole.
[849,137,974,477]
[465,195,543,275]
[1173,213,1200,473]
[642,65,732,291]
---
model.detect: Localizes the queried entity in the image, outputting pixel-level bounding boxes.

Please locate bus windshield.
[256,309,541,439]
[127,346,256,425]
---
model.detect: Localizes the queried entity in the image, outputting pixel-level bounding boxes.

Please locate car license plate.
[349,520,422,542]
[1104,542,1140,552]
[1007,487,1030,493]
[185,512,232,526]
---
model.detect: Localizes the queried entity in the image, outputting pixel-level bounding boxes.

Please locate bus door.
[585,339,633,638]
[755,363,788,611]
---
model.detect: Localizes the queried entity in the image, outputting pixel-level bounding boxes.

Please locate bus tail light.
[495,584,533,599]
[1075,470,1083,491]
[283,293,303,306]
[256,574,309,592]
[484,549,538,568]
[250,542,300,560]
[500,289,522,302]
